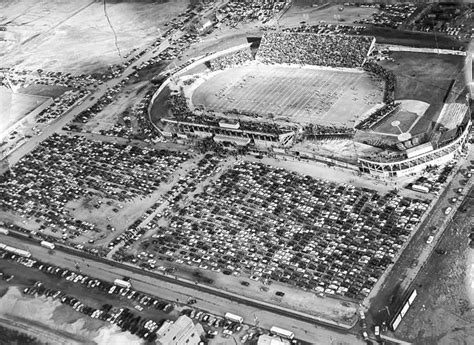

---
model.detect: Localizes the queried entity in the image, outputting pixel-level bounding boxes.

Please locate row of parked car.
[181,308,243,339]
[21,280,165,342]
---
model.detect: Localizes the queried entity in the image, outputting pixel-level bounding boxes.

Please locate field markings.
[278,69,318,119]
[292,70,337,122]
[194,66,382,127]
[318,73,357,124]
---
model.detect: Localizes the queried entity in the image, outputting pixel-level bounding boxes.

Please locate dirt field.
[0,0,190,73]
[191,63,383,127]
[279,2,378,27]
[0,88,50,134]
[394,193,474,344]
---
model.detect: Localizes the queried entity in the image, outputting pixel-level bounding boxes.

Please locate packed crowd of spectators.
[217,0,290,27]
[362,61,396,104]
[355,102,400,131]
[168,92,294,137]
[209,50,253,71]
[354,61,398,130]
[168,93,208,122]
[0,134,188,245]
[125,161,429,300]
[354,3,418,29]
[303,124,355,140]
[283,23,366,36]
[257,32,373,68]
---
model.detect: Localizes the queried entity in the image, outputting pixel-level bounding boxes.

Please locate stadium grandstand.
[256,31,375,67]
[149,31,470,178]
[150,31,376,148]
[359,105,471,177]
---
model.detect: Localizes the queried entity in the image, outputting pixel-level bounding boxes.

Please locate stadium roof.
[405,142,434,159]
[214,134,251,146]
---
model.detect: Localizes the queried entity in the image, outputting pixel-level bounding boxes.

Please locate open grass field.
[191,64,384,127]
[380,52,466,105]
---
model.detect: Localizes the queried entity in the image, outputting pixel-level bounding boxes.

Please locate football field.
[192,64,384,127]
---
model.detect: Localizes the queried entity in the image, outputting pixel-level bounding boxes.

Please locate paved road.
[0,233,364,345]
[367,143,474,328]
[3,32,176,170]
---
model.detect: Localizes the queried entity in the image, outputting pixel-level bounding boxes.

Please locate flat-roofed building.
[257,334,290,345]
[156,315,203,345]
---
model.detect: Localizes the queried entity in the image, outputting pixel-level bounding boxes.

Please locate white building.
[257,334,290,345]
[156,315,203,345]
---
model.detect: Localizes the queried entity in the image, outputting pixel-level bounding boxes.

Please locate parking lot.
[123,159,430,302]
[0,134,189,248]
[0,244,309,344]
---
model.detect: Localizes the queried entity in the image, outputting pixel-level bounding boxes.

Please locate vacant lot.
[0,88,50,134]
[0,0,189,73]
[394,193,474,344]
[192,63,383,127]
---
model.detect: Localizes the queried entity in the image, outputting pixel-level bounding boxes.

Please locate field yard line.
[227,68,255,112]
[264,73,289,115]
[247,72,282,115]
[292,70,335,121]
[287,75,319,121]
[211,68,246,111]
[229,73,251,112]
[256,73,286,114]
[275,69,313,118]
[319,73,356,123]
[266,70,297,116]
[288,68,334,122]
[212,82,230,111]
[239,70,272,114]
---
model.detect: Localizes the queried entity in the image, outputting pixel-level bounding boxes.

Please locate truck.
[0,228,9,235]
[224,312,243,324]
[411,184,429,193]
[40,241,55,250]
[114,278,132,289]
[270,326,295,340]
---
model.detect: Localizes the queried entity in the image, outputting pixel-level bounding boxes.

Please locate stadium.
[149,31,471,177]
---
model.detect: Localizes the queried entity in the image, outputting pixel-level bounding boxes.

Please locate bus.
[411,184,429,193]
[270,326,295,340]
[224,312,243,324]
[40,241,55,250]
[114,278,132,289]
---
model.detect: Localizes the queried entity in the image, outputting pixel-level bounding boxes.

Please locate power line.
[103,0,122,59]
